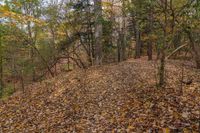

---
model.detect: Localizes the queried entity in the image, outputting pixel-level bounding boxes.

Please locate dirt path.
[0,58,200,132]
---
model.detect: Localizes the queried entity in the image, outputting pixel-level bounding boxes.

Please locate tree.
[94,0,103,65]
[158,0,168,87]
[184,0,200,69]
[0,25,3,97]
[1,0,200,96]
[147,1,154,61]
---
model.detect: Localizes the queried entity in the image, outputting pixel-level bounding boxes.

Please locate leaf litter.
[0,58,199,132]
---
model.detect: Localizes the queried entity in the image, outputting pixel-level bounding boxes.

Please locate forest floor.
[0,57,200,132]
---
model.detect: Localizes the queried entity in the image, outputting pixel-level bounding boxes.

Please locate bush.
[1,84,15,99]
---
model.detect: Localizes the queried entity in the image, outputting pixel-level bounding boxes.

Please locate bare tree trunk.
[186,31,200,69]
[117,33,122,62]
[31,45,54,77]
[94,0,103,65]
[30,48,36,81]
[67,47,70,70]
[134,20,141,59]
[0,31,3,97]
[130,0,141,59]
[27,22,36,81]
[121,31,126,61]
[28,17,54,77]
[159,48,165,86]
[147,42,153,60]
[118,32,126,62]
[147,6,153,60]
[20,74,25,93]
[156,47,160,60]
[159,0,167,87]
[50,25,58,75]
[117,45,121,62]
[121,0,127,61]
[85,0,94,66]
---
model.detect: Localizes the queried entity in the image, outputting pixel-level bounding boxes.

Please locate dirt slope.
[0,58,200,132]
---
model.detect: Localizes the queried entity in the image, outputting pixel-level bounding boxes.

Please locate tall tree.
[159,0,168,87]
[0,26,3,97]
[185,0,200,69]
[94,0,103,65]
[147,1,154,60]
[130,0,142,59]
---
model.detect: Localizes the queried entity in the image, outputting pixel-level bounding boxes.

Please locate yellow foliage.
[0,5,46,26]
[142,35,149,41]
[183,128,190,133]
[162,128,170,133]
[102,2,113,7]
[151,34,158,40]
[166,27,171,33]
[56,31,66,36]
[142,34,158,42]
[12,1,22,7]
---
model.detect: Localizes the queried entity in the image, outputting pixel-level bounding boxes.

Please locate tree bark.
[117,33,122,62]
[0,30,3,97]
[186,31,200,69]
[94,0,103,65]
[147,5,153,60]
[27,22,36,81]
[147,42,153,60]
[121,0,127,61]
[159,48,165,87]
[159,0,167,87]
[166,44,188,59]
[134,20,141,59]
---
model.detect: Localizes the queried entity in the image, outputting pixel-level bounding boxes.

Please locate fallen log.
[166,44,188,59]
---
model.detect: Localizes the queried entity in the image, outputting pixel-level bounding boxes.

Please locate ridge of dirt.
[0,58,200,132]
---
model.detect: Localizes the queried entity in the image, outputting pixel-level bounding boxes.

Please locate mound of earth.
[0,58,200,132]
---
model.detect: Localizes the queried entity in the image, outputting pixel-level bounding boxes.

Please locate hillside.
[0,58,200,132]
